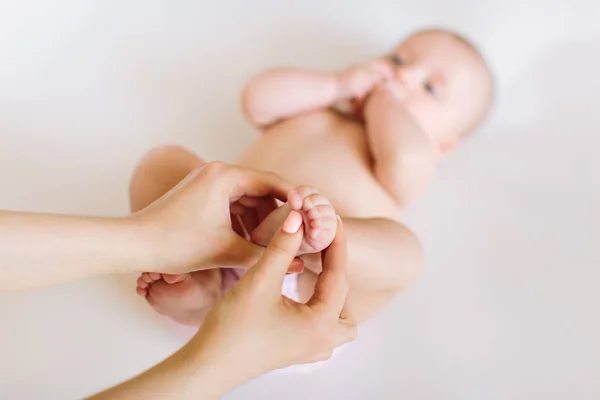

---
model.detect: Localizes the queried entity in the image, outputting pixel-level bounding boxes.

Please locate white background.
[0,1,598,399]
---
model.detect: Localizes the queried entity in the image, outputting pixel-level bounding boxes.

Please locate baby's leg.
[251,186,337,254]
[130,145,227,327]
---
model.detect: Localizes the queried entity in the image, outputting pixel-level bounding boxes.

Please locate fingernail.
[282,211,303,233]
[287,266,304,274]
[287,258,305,274]
[336,214,343,225]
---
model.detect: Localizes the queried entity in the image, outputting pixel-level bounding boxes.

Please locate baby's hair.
[409,28,496,138]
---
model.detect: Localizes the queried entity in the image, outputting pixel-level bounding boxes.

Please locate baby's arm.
[364,84,438,206]
[242,61,393,127]
[242,69,343,127]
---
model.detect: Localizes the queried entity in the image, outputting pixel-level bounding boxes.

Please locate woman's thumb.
[250,211,304,283]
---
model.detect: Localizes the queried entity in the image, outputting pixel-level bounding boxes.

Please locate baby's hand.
[380,80,406,101]
[338,60,394,100]
[365,81,408,117]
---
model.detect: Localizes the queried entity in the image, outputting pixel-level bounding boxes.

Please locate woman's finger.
[307,217,348,316]
[211,233,267,268]
[231,214,248,239]
[256,196,279,225]
[240,207,260,236]
[224,166,294,203]
[249,211,304,286]
[217,211,305,272]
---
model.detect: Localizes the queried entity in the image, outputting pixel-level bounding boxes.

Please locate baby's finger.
[372,59,395,79]
[250,211,304,287]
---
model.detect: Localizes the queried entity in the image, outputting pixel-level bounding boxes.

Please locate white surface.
[0,1,599,399]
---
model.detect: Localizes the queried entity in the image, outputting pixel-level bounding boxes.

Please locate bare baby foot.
[251,185,337,255]
[136,270,224,327]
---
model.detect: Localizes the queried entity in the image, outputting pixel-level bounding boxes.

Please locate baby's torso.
[237,110,400,219]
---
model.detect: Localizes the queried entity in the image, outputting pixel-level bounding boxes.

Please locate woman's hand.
[189,211,357,391]
[88,211,356,400]
[132,162,300,274]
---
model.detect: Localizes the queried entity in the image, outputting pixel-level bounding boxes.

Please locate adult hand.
[88,211,355,400]
[133,162,301,274]
[189,211,357,390]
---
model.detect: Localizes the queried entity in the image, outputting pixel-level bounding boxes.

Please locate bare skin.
[134,29,494,325]
[132,147,338,326]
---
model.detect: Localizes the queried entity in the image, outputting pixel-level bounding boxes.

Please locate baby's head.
[385,29,494,153]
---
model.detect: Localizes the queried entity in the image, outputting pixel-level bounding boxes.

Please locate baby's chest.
[238,112,398,218]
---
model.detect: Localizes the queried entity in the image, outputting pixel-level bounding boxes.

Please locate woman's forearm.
[0,211,152,292]
[87,340,235,400]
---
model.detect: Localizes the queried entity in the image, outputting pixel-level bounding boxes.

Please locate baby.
[133,29,494,327]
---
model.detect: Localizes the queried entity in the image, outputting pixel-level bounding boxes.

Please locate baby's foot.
[251,186,337,255]
[136,270,223,327]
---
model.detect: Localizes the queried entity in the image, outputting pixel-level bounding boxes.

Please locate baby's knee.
[137,145,203,169]
[129,145,205,212]
[389,225,423,292]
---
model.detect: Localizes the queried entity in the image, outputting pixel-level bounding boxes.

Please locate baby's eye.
[389,54,403,66]
[424,82,438,97]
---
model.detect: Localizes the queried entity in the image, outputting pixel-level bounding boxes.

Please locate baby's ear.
[438,138,458,155]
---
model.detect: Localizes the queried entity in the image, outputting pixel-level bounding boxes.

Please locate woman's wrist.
[87,332,239,400]
[0,211,163,291]
[120,213,165,273]
[73,214,166,277]
[176,336,249,399]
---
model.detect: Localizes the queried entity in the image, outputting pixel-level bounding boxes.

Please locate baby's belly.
[237,111,399,218]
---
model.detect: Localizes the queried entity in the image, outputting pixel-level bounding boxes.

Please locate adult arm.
[0,212,147,292]
[89,213,356,399]
[0,163,295,293]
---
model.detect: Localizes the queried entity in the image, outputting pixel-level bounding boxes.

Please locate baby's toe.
[148,272,161,281]
[141,273,154,284]
[163,274,187,284]
[298,193,337,252]
[302,192,330,210]
[309,214,337,240]
[303,194,336,226]
[288,186,319,210]
[136,276,149,289]
[306,205,336,224]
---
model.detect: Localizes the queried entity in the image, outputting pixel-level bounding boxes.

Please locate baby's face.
[383,31,492,152]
